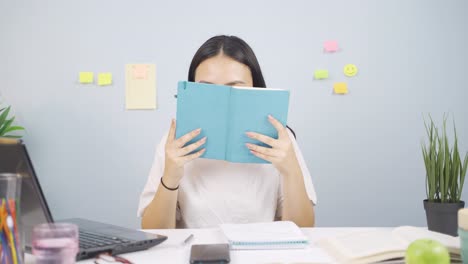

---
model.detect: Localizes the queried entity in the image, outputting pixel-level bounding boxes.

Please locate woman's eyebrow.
[198,80,246,86]
[224,80,246,86]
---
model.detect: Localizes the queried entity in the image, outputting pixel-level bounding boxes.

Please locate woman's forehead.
[194,55,253,86]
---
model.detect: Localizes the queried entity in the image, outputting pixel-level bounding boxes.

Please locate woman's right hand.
[162,119,206,188]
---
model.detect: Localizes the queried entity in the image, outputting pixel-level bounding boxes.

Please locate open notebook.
[176,81,289,163]
[317,226,461,264]
[220,221,308,250]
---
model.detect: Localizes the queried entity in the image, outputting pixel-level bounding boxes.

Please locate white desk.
[26,227,386,263]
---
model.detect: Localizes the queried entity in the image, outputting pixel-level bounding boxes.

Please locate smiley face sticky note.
[132,64,149,80]
[98,73,112,86]
[333,82,348,94]
[79,72,94,84]
[324,40,338,52]
[314,70,329,80]
[343,64,358,77]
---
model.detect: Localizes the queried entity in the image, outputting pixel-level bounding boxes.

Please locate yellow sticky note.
[98,73,112,86]
[125,64,156,109]
[314,70,329,80]
[333,82,348,94]
[79,72,94,84]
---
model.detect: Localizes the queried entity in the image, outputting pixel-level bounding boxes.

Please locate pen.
[182,234,194,246]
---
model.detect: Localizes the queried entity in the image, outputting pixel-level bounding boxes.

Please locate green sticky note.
[314,70,329,80]
[98,73,112,86]
[79,72,94,84]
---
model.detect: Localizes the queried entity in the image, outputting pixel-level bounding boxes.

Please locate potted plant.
[422,115,468,236]
[0,104,25,138]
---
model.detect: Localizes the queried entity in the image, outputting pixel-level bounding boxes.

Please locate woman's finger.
[245,132,279,148]
[181,148,206,163]
[175,128,201,148]
[267,115,287,138]
[250,150,274,163]
[179,137,207,156]
[166,119,176,144]
[245,143,282,158]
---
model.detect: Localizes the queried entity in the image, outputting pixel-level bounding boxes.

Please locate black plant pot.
[424,199,465,236]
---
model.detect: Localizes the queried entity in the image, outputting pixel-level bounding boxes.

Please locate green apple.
[405,239,450,264]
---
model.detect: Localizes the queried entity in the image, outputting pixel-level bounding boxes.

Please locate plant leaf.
[0,106,11,128]
[3,135,22,138]
[422,143,430,199]
[444,131,450,202]
[459,153,468,201]
[0,118,14,136]
[452,129,460,201]
[3,125,24,134]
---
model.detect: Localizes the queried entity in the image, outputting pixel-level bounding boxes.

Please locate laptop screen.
[0,142,53,246]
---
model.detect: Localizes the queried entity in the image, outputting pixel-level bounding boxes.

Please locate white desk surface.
[25,227,389,264]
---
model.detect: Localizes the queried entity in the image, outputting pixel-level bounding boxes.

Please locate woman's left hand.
[245,115,300,177]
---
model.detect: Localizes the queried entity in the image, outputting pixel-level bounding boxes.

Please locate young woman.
[138,35,316,229]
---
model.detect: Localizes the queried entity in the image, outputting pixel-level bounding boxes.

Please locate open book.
[317,226,461,264]
[176,81,290,163]
[220,221,308,250]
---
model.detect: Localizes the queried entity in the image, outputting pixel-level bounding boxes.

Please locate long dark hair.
[188,35,296,138]
[188,35,266,88]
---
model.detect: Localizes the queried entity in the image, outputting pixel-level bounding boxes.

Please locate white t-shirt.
[137,130,316,228]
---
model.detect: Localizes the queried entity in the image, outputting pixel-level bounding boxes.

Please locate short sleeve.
[275,129,317,219]
[137,133,182,220]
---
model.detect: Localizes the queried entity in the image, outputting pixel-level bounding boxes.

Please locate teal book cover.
[175,81,290,163]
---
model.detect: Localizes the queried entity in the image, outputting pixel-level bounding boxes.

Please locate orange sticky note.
[324,40,338,52]
[333,82,348,94]
[133,64,149,80]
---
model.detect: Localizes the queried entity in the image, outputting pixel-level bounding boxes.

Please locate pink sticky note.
[324,40,339,52]
[133,64,149,80]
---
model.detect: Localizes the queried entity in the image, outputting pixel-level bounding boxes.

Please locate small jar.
[32,223,79,264]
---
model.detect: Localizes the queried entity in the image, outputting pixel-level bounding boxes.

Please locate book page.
[317,229,406,261]
[175,82,230,160]
[318,227,462,263]
[226,87,289,163]
[393,226,460,253]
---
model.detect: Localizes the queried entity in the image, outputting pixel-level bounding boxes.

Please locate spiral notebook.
[220,221,309,250]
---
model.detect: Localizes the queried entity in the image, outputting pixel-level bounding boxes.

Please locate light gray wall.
[1,0,467,228]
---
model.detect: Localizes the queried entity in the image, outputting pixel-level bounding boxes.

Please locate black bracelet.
[160,177,179,191]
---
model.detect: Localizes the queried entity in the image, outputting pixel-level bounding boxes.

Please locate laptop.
[0,138,167,260]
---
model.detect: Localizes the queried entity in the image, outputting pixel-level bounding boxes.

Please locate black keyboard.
[79,230,132,249]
